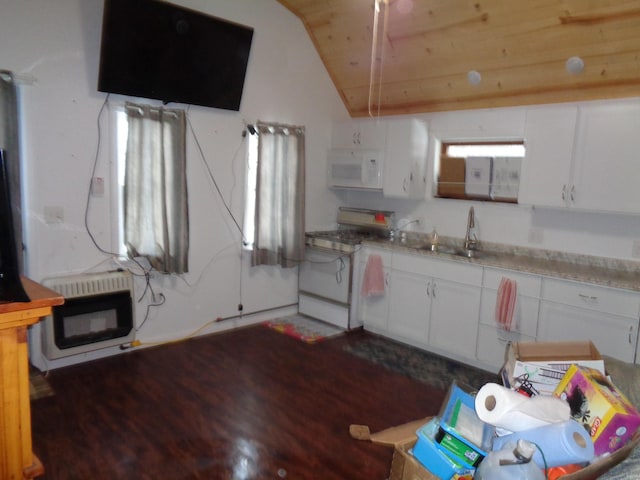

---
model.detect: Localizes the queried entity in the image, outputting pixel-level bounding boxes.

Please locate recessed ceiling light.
[566,56,585,74]
[467,70,482,85]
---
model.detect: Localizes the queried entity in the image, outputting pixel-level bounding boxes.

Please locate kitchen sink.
[420,243,490,259]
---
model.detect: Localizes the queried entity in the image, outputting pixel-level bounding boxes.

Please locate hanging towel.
[361,254,385,297]
[495,277,517,331]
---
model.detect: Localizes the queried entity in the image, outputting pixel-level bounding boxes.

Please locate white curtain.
[0,71,23,273]
[124,102,189,274]
[251,122,305,268]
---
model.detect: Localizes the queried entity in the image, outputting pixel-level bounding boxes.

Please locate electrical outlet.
[528,228,543,244]
[632,240,640,258]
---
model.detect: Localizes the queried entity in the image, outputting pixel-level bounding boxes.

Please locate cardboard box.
[438,156,465,198]
[390,439,439,480]
[554,365,640,456]
[354,418,639,480]
[501,341,603,395]
[464,156,492,198]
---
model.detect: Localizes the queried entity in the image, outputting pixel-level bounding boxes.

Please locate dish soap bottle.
[430,227,439,252]
[475,440,545,480]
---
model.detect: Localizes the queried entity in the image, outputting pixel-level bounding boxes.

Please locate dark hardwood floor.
[30,324,447,480]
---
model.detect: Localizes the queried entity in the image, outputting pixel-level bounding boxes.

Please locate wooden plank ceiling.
[277,0,640,117]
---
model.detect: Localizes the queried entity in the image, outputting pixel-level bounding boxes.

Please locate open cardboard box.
[351,417,639,480]
[501,340,604,395]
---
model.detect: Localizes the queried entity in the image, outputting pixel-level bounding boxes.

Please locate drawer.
[541,278,640,318]
[482,268,541,298]
[479,289,539,337]
[392,252,483,286]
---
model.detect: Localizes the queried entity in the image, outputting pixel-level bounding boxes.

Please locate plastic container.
[491,419,594,468]
[474,440,545,480]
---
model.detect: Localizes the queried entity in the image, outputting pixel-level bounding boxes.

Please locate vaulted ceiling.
[277,0,640,117]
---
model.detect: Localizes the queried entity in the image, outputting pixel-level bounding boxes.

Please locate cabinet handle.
[562,184,567,201]
[570,185,575,202]
[403,178,408,192]
[629,325,634,344]
[426,281,431,297]
[432,282,437,298]
[578,293,598,302]
[384,272,390,286]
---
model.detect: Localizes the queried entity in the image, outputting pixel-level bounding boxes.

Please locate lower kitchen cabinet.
[354,245,640,370]
[476,268,541,370]
[356,247,392,332]
[538,278,640,363]
[389,252,482,362]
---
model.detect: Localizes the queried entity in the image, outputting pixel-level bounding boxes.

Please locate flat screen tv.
[97,0,254,111]
[0,149,29,302]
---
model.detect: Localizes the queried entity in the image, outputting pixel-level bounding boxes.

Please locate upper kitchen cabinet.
[520,99,640,213]
[573,100,640,213]
[519,105,578,207]
[331,119,387,150]
[383,118,429,199]
[330,117,429,199]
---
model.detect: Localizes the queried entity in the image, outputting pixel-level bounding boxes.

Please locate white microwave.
[327,149,384,190]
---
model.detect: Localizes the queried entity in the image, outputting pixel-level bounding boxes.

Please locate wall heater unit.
[41,271,136,360]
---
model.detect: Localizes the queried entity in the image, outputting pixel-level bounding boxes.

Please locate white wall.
[0,0,347,368]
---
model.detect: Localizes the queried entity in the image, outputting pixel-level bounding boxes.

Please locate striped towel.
[495,277,517,331]
[361,254,385,297]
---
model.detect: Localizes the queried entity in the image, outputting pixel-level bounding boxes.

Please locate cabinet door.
[355,248,392,331]
[572,100,640,213]
[519,105,577,207]
[387,269,430,344]
[331,119,386,149]
[428,278,481,359]
[539,278,640,363]
[538,301,637,363]
[383,118,428,199]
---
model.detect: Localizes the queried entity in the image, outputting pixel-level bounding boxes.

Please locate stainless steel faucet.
[464,206,477,252]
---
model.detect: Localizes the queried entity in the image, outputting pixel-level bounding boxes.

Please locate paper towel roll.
[475,383,570,432]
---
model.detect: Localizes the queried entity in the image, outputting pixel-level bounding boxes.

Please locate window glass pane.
[243,132,258,250]
[437,141,524,203]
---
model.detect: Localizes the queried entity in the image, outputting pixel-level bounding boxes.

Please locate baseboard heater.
[41,271,135,360]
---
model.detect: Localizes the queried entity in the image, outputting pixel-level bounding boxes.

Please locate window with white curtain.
[116,102,189,274]
[244,122,305,268]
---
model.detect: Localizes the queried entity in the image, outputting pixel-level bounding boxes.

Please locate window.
[115,103,189,274]
[436,141,525,203]
[243,123,305,268]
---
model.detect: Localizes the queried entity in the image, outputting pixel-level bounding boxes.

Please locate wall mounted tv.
[98,0,254,111]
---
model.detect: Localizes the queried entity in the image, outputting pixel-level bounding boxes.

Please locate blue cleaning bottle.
[474,439,546,480]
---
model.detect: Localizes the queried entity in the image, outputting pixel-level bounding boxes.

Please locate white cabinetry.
[355,247,392,332]
[572,100,640,213]
[476,268,541,370]
[330,118,428,199]
[427,260,482,360]
[519,105,577,207]
[387,253,432,344]
[389,253,482,361]
[519,100,640,213]
[538,278,640,363]
[331,119,386,150]
[383,118,429,199]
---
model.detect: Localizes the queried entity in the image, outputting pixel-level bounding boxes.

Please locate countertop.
[361,234,640,293]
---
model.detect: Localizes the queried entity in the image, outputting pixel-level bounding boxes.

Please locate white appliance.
[300,208,393,329]
[327,148,384,190]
